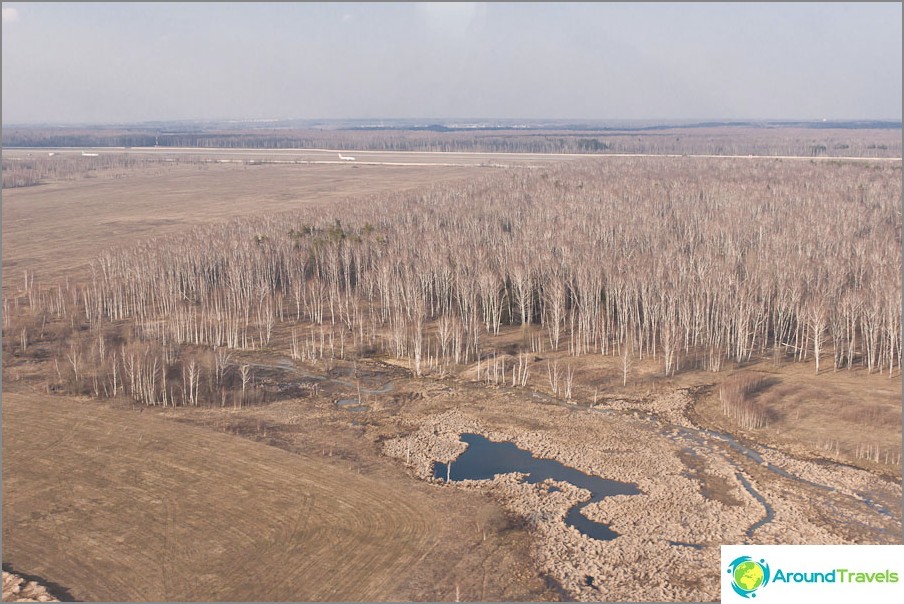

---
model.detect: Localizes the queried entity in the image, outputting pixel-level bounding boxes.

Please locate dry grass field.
[1,389,556,602]
[1,160,482,288]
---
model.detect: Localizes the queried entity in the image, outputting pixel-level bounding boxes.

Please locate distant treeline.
[3,126,901,158]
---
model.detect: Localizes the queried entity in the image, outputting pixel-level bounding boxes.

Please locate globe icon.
[733,560,765,592]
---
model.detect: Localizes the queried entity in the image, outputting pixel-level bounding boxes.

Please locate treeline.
[4,158,901,407]
[3,126,901,158]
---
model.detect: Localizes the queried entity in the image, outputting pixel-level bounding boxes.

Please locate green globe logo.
[734,561,764,590]
[727,556,770,598]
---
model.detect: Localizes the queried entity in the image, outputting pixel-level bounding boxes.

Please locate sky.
[1,2,901,124]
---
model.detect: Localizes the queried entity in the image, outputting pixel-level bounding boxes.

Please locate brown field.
[2,152,901,602]
[1,160,483,287]
[1,389,557,602]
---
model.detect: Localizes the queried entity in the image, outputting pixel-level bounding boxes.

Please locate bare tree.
[621,336,633,387]
[239,364,252,408]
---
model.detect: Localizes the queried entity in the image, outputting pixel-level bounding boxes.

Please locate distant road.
[2,146,900,167]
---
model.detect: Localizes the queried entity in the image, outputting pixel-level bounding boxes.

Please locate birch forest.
[4,158,901,408]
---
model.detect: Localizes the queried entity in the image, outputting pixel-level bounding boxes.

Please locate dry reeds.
[720,374,768,429]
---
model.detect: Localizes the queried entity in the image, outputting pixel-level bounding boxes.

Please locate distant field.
[1,161,481,288]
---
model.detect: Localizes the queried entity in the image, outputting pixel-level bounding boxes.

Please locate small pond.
[433,433,640,541]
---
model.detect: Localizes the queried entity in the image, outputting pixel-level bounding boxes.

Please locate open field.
[2,151,901,601]
[687,363,903,476]
[1,389,557,602]
[1,161,483,287]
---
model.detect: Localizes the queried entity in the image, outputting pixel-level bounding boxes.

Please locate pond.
[433,433,640,541]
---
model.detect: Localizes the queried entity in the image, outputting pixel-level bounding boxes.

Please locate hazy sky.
[2,2,901,124]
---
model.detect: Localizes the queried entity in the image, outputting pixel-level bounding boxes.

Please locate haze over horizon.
[2,2,901,125]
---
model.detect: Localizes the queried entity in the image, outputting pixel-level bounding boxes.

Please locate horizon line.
[4,117,903,129]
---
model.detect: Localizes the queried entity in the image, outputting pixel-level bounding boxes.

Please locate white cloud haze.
[1,2,900,124]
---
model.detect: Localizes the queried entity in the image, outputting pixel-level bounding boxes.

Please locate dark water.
[669,540,705,550]
[857,492,893,517]
[336,398,369,412]
[736,472,775,537]
[433,433,640,541]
